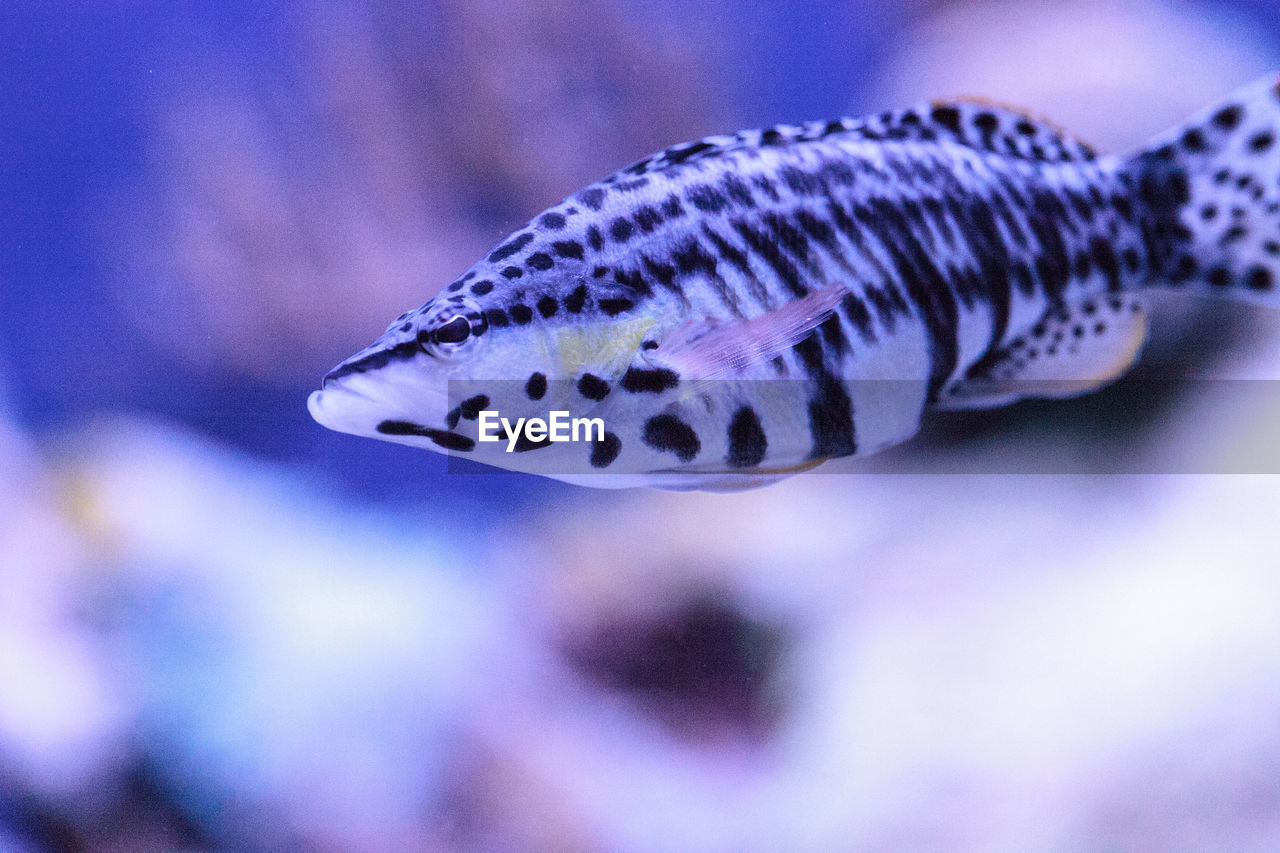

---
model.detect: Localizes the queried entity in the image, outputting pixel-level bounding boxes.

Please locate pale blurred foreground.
[6,346,1280,849]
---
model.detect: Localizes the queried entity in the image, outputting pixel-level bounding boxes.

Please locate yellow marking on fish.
[552,316,656,374]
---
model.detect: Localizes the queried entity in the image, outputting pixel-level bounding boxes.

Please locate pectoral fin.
[939,296,1147,409]
[643,285,849,379]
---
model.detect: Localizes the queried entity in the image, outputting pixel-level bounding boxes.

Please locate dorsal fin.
[845,98,1098,163]
[605,96,1097,182]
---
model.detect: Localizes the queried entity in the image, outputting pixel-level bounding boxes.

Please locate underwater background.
[5,0,1280,849]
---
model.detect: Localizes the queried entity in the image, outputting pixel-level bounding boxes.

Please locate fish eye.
[419,304,486,358]
[434,316,471,345]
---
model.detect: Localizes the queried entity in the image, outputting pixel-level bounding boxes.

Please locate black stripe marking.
[565,284,588,313]
[841,293,876,342]
[856,198,959,399]
[613,267,652,298]
[733,218,807,297]
[687,184,730,213]
[722,174,756,208]
[376,420,475,451]
[323,340,419,383]
[1089,236,1121,291]
[701,224,770,306]
[666,140,715,164]
[814,309,849,360]
[488,233,533,263]
[793,337,857,459]
[762,211,820,279]
[726,406,767,467]
[779,165,825,196]
[634,205,663,232]
[643,255,678,290]
[753,175,781,202]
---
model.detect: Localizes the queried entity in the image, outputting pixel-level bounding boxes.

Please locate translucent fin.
[643,284,849,379]
[938,296,1147,410]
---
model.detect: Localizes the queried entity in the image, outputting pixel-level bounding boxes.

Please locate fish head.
[308,261,665,470]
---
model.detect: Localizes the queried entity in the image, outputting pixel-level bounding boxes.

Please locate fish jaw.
[308,362,453,451]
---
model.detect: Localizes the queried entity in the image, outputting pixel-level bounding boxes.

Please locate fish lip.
[309,372,455,438]
[308,381,381,435]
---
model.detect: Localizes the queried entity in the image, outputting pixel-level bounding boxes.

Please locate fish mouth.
[308,370,466,451]
[307,383,383,438]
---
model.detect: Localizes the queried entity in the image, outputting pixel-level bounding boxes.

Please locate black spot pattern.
[1212,105,1243,131]
[598,298,635,316]
[620,367,680,393]
[459,395,489,420]
[1246,267,1274,291]
[525,372,547,400]
[610,217,635,242]
[565,284,588,313]
[537,296,558,318]
[553,240,585,259]
[589,432,622,468]
[527,252,554,271]
[642,414,700,462]
[510,432,553,453]
[577,374,610,400]
[634,206,663,232]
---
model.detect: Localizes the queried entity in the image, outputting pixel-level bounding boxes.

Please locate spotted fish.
[309,75,1280,490]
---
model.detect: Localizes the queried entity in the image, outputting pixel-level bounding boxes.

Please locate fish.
[309,74,1280,490]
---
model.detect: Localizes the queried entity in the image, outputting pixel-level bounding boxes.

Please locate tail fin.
[1128,74,1280,300]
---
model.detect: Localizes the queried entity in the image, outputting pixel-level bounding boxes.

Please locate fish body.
[309,75,1280,489]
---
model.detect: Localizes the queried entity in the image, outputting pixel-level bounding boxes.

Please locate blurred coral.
[110,0,724,387]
